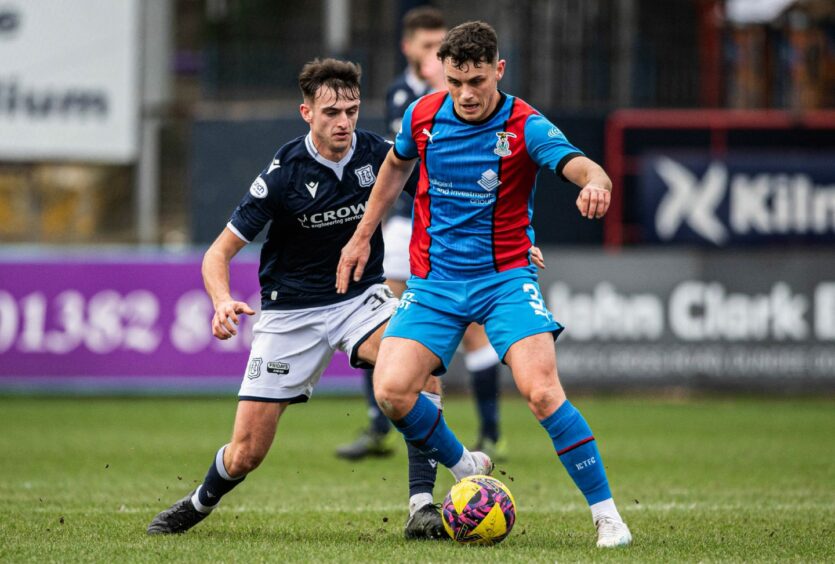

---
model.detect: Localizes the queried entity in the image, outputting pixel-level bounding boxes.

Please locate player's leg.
[482,274,630,547]
[504,335,630,547]
[373,337,492,480]
[334,278,407,460]
[374,280,493,481]
[334,367,394,459]
[340,284,446,540]
[147,400,287,534]
[461,323,503,458]
[148,308,330,535]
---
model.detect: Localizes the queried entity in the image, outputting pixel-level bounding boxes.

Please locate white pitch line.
[18,500,835,515]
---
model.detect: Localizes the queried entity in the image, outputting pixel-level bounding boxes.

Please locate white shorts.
[238,284,397,403]
[382,215,412,282]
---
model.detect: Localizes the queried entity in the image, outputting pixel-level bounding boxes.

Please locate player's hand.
[212,299,255,340]
[336,235,371,294]
[576,183,611,219]
[530,246,546,269]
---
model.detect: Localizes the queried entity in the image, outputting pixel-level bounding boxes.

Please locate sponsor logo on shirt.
[547,126,564,138]
[478,169,501,191]
[266,361,290,375]
[296,202,368,229]
[305,181,319,198]
[422,128,439,144]
[267,158,281,174]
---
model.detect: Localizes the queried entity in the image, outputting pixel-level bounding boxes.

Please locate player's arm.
[203,228,256,340]
[336,148,417,293]
[563,156,612,220]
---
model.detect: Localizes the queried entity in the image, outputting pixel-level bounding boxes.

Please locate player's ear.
[495,59,506,82]
[300,102,313,124]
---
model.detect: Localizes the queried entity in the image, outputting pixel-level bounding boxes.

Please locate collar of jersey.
[404,67,428,97]
[450,91,508,126]
[304,132,357,181]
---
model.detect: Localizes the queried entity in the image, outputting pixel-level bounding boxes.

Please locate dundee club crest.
[354,164,376,187]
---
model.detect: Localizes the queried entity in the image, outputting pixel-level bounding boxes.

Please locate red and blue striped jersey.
[393,91,583,280]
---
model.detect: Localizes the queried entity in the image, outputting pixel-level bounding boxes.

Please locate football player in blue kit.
[337,22,632,548]
[146,58,487,539]
[337,6,509,464]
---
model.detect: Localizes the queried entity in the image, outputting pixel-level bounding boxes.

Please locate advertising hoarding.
[639,153,835,246]
[0,0,139,162]
[0,254,361,393]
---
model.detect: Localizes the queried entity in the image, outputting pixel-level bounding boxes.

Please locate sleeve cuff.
[226,222,250,243]
[556,152,584,182]
[392,145,415,162]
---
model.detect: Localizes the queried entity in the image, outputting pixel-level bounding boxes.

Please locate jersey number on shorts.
[523,283,551,319]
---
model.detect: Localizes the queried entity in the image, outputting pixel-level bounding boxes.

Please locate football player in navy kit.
[337,6,510,465]
[147,58,451,539]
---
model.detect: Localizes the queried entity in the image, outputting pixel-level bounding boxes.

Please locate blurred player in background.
[337,21,632,548]
[336,5,507,465]
[147,58,449,540]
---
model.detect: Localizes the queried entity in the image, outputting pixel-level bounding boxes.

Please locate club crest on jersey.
[478,168,501,192]
[354,164,376,188]
[493,131,517,157]
[249,177,268,199]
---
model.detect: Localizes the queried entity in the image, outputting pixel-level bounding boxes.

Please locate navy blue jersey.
[385,68,427,219]
[228,129,415,310]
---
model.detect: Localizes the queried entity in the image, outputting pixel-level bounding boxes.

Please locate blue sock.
[392,393,464,468]
[471,363,500,442]
[194,445,245,512]
[363,369,391,435]
[540,401,612,505]
[407,392,440,497]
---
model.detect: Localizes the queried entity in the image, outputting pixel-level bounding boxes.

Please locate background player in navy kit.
[337,6,508,463]
[147,58,453,539]
[337,22,632,548]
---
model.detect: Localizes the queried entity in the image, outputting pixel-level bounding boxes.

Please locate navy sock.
[194,445,245,512]
[540,401,612,505]
[392,393,464,468]
[363,368,391,435]
[407,442,437,497]
[471,363,500,442]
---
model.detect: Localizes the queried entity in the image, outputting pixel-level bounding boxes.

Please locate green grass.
[1,395,833,562]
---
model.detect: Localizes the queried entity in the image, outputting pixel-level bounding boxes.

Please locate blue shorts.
[383,267,563,374]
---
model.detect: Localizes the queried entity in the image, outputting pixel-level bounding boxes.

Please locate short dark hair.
[298,58,361,102]
[402,6,445,38]
[437,21,498,69]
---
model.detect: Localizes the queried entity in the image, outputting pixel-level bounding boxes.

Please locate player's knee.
[373,378,410,419]
[525,385,565,420]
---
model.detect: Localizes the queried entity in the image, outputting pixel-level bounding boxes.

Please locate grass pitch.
[1,395,833,562]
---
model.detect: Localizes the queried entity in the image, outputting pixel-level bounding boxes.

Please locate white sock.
[191,486,216,514]
[449,449,477,481]
[409,493,434,516]
[420,391,442,409]
[590,498,622,524]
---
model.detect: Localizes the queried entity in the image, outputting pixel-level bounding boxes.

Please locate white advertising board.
[0,0,139,162]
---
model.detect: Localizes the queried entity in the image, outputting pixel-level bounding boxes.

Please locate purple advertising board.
[0,252,361,394]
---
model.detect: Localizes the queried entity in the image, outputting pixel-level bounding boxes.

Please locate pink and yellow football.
[442,474,517,545]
